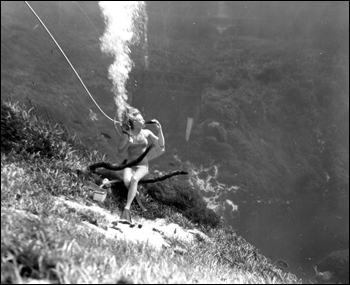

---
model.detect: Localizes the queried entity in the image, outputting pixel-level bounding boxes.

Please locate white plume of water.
[173,155,240,213]
[187,162,240,215]
[98,1,148,121]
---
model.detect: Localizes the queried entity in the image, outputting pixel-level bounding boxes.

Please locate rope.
[24,1,119,123]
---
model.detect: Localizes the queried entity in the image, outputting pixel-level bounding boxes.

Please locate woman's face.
[133,113,145,128]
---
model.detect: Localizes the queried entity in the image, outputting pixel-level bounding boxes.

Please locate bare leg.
[135,191,147,211]
[122,167,133,189]
[123,168,146,210]
[125,166,148,210]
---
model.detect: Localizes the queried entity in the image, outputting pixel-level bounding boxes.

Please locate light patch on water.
[186,162,240,195]
[174,157,240,215]
[208,121,220,127]
[203,195,220,211]
[98,1,148,121]
[89,109,98,121]
[226,199,239,212]
[153,169,165,176]
[185,117,194,141]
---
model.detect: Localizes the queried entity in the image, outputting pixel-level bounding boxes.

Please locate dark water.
[232,199,349,281]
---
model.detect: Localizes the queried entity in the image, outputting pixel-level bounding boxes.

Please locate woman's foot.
[119,208,133,224]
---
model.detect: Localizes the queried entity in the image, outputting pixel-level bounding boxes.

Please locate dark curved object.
[144,120,157,125]
[104,170,188,185]
[122,130,130,136]
[139,170,188,183]
[88,143,154,172]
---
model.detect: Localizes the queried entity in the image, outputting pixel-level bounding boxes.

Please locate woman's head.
[131,112,145,129]
[122,107,145,130]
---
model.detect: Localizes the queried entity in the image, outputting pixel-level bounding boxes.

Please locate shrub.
[1,101,24,153]
[1,100,86,161]
[144,179,221,228]
[1,101,54,157]
[202,119,228,142]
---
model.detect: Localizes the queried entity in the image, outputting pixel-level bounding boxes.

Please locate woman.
[115,107,165,224]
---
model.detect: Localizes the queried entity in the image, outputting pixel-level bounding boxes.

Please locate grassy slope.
[1,100,301,284]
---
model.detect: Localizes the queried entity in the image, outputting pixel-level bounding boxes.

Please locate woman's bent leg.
[123,167,133,188]
[125,166,148,210]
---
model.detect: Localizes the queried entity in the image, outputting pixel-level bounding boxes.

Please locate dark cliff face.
[142,1,349,201]
[1,1,348,277]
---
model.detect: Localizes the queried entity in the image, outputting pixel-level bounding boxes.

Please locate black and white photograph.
[1,1,348,284]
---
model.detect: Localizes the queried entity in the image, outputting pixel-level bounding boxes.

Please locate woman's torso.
[126,130,149,166]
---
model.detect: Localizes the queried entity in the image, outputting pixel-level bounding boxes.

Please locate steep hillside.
[1,100,302,284]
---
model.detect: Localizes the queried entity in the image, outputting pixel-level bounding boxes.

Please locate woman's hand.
[151,119,162,130]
